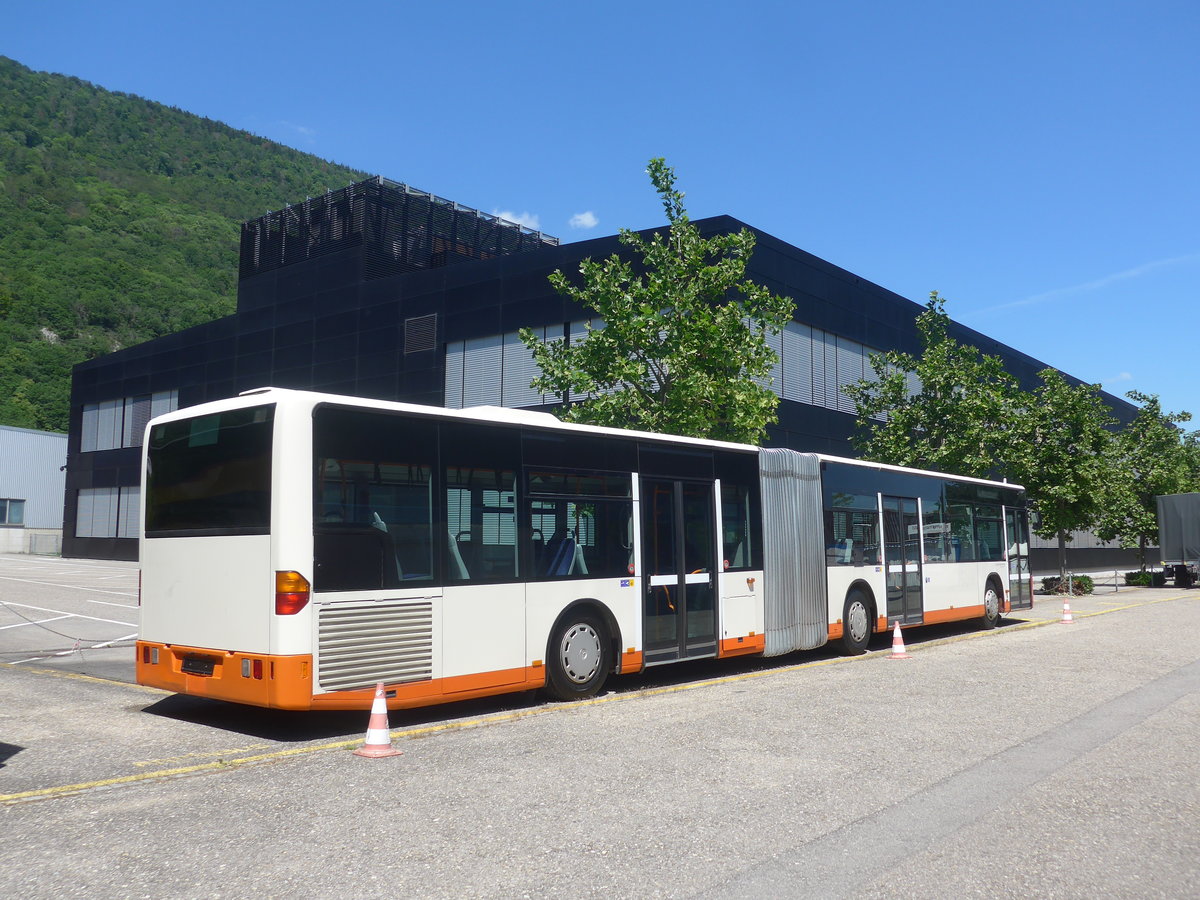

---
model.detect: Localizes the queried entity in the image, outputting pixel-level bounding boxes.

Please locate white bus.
[137,387,1032,710]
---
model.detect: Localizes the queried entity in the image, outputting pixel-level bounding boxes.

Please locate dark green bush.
[1123,570,1166,587]
[1040,575,1094,595]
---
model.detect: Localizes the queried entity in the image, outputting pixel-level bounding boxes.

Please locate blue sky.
[7,0,1198,419]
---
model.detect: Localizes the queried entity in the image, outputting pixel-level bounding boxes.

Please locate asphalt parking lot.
[0,553,138,681]
[2,555,1198,898]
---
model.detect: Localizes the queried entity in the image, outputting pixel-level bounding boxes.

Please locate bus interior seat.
[569,542,588,576]
[531,530,545,570]
[446,530,470,580]
[370,512,404,585]
[544,535,576,577]
[452,530,480,578]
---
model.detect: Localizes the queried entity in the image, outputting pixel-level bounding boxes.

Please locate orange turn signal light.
[275,570,310,615]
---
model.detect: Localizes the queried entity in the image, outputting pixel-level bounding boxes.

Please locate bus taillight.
[275,571,310,615]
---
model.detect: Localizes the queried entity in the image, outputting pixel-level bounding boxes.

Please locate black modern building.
[64,176,1137,566]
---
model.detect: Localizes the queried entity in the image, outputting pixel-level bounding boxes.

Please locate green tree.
[843,292,1020,479]
[521,158,794,444]
[1007,370,1116,580]
[1097,392,1195,569]
[845,292,1120,580]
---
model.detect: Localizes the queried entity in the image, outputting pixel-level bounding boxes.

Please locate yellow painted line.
[134,744,273,767]
[4,591,1195,806]
[0,661,169,695]
[0,743,365,804]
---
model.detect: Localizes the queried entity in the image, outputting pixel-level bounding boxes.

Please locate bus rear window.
[145,405,274,537]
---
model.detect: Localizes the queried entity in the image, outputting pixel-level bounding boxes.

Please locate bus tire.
[841,589,873,655]
[982,579,1002,629]
[545,612,611,701]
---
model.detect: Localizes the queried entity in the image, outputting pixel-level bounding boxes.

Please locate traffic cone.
[353,682,403,758]
[1060,598,1075,625]
[886,623,911,660]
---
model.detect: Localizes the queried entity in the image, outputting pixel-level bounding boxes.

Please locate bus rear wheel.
[841,589,872,655]
[982,582,1002,629]
[545,613,611,701]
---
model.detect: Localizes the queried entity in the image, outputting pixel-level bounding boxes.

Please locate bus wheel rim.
[561,623,601,683]
[848,600,869,643]
[985,587,999,619]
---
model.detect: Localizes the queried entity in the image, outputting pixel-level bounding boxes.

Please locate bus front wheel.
[982,581,1002,629]
[545,613,611,701]
[841,589,873,655]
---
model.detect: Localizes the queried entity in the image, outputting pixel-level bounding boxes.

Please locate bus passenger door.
[641,477,718,665]
[1004,507,1033,610]
[882,496,923,624]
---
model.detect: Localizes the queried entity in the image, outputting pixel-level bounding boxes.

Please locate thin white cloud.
[275,121,317,143]
[977,251,1200,314]
[493,209,541,231]
[1104,371,1133,385]
[569,211,599,229]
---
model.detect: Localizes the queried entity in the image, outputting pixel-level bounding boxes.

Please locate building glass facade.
[64,178,1137,565]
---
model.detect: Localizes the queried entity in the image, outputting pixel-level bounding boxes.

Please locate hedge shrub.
[1123,570,1167,587]
[1040,574,1094,595]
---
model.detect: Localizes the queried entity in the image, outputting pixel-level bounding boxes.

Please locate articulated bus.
[136,387,1033,710]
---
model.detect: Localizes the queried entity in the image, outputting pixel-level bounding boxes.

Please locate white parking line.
[0,574,135,598]
[0,557,136,573]
[12,631,139,664]
[0,601,135,628]
[82,598,139,609]
[84,632,138,650]
[0,614,72,631]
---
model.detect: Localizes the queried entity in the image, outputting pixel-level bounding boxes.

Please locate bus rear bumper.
[136,641,315,710]
[136,642,552,711]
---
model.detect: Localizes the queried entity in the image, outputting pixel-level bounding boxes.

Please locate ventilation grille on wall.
[404,314,438,354]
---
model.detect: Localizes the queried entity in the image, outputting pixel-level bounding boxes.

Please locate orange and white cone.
[353,682,402,758]
[886,623,911,660]
[1060,598,1075,625]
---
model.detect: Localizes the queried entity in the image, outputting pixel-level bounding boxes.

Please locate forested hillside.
[0,56,367,431]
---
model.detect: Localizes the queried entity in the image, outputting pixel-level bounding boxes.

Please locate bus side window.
[826,508,878,567]
[525,469,633,580]
[313,407,437,592]
[444,466,518,583]
[721,482,756,570]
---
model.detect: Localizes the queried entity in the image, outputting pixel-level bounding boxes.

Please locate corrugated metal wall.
[0,426,68,529]
[760,448,828,656]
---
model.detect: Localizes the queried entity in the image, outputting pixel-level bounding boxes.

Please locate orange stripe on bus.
[718,633,765,658]
[922,605,987,625]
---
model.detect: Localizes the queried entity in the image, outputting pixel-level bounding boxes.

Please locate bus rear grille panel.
[317,600,433,691]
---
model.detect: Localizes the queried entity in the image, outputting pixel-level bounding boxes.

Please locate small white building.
[0,425,68,554]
